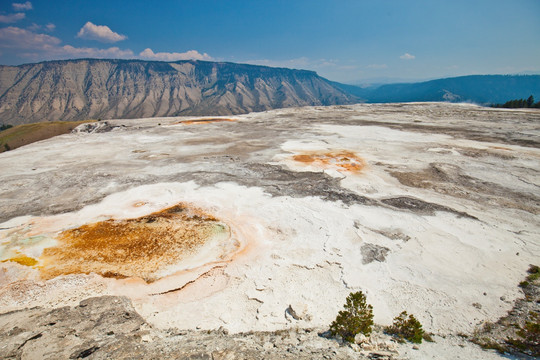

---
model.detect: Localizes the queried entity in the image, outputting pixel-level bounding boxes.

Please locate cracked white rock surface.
[0,103,539,359]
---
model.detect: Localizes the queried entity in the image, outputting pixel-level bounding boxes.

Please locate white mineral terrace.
[0,103,538,350]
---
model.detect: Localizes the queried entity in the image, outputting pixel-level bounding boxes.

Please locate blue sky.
[0,0,539,83]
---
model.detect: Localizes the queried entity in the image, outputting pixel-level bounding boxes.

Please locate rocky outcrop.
[0,296,146,359]
[0,59,356,125]
[470,266,540,358]
[71,121,125,134]
[0,296,399,359]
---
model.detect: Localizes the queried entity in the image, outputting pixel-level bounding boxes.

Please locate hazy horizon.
[0,0,539,83]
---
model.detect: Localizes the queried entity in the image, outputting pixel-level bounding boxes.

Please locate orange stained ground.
[178,118,236,125]
[39,204,232,283]
[292,150,366,173]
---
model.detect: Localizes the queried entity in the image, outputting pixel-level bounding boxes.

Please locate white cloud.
[2,26,213,64]
[27,22,54,32]
[0,12,25,23]
[27,22,40,31]
[139,48,212,61]
[54,45,134,58]
[367,64,388,69]
[77,21,127,43]
[0,26,134,60]
[0,26,60,50]
[400,53,415,60]
[12,1,32,11]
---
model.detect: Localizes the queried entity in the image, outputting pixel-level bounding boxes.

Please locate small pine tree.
[0,123,13,131]
[527,95,534,107]
[385,311,425,344]
[329,291,374,343]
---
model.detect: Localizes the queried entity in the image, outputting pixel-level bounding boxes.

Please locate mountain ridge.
[334,74,540,104]
[0,59,356,125]
[2,60,539,126]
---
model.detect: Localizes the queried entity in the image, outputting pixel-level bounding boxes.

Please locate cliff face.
[0,59,356,125]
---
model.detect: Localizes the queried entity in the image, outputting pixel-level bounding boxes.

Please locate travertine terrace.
[0,103,539,359]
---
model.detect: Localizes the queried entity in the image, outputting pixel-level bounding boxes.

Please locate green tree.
[329,291,374,343]
[527,95,534,107]
[385,311,425,344]
[0,123,13,131]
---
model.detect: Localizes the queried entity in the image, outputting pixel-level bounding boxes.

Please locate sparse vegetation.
[527,265,540,279]
[471,337,508,353]
[0,120,95,153]
[505,311,540,357]
[519,265,540,289]
[0,123,13,131]
[329,291,374,343]
[385,311,425,344]
[0,124,13,151]
[471,264,540,357]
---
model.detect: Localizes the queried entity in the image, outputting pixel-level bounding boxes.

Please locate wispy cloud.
[27,22,55,32]
[400,53,415,60]
[0,26,133,60]
[246,57,310,69]
[27,23,40,31]
[56,45,133,58]
[139,48,212,61]
[338,65,358,70]
[245,57,347,70]
[0,26,216,63]
[0,26,60,50]
[0,12,25,23]
[0,1,31,23]
[367,64,388,69]
[77,22,127,43]
[12,1,32,11]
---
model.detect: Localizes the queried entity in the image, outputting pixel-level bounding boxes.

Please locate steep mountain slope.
[0,59,356,125]
[333,75,540,104]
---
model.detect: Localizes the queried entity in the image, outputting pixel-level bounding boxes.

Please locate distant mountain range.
[0,59,355,125]
[0,59,538,126]
[333,75,540,104]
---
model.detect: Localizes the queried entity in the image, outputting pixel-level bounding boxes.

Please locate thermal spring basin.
[1,203,239,283]
[291,150,366,174]
[177,118,237,125]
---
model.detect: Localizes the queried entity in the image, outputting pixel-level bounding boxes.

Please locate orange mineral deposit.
[39,204,233,283]
[178,118,236,125]
[292,150,366,173]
